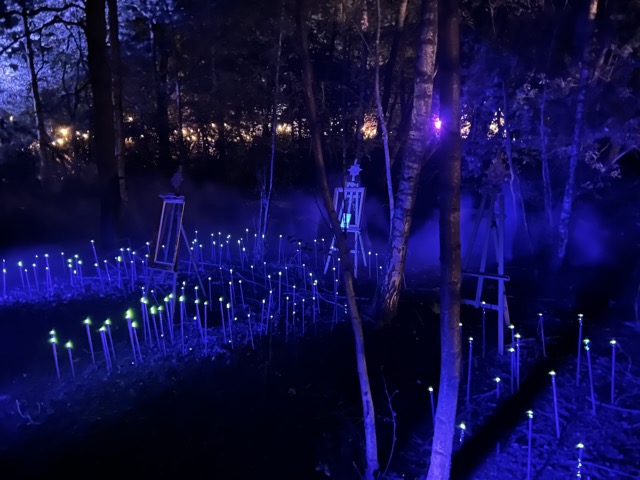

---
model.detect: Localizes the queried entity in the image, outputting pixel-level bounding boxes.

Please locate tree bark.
[20,0,53,188]
[374,0,438,325]
[258,1,284,263]
[108,0,127,213]
[427,0,461,477]
[556,0,599,266]
[86,0,119,248]
[297,1,379,477]
[374,0,394,237]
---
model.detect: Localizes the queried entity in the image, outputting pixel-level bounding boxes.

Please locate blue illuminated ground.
[0,182,639,479]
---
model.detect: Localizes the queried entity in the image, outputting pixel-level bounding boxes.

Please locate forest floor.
[0,184,639,479]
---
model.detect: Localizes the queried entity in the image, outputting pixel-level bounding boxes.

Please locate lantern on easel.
[324,160,368,278]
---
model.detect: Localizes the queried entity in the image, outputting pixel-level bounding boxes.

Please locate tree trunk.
[556,0,599,266]
[258,1,284,263]
[86,0,119,248]
[381,0,408,118]
[501,81,533,253]
[353,5,369,163]
[374,0,438,325]
[374,0,394,237]
[20,0,53,187]
[151,21,173,175]
[297,1,379,477]
[539,85,553,230]
[108,0,127,214]
[427,0,461,477]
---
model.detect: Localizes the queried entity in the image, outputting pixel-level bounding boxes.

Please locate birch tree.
[373,0,438,325]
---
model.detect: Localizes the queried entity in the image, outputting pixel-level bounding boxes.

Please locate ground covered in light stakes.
[0,196,640,479]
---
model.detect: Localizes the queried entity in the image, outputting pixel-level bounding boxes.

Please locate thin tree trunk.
[354,5,369,163]
[374,0,394,237]
[540,85,553,229]
[20,0,53,187]
[86,0,119,248]
[258,2,284,262]
[151,21,173,175]
[556,0,598,266]
[297,1,379,477]
[108,0,127,212]
[427,0,461,477]
[374,0,438,325]
[381,0,408,118]
[501,81,533,253]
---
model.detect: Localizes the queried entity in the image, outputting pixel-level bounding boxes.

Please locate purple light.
[434,118,442,130]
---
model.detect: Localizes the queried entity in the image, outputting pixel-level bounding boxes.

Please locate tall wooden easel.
[146,194,205,296]
[461,193,511,355]
[324,161,368,278]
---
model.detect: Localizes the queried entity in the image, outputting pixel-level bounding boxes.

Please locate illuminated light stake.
[31,263,39,292]
[526,410,533,480]
[179,295,186,355]
[549,370,560,439]
[219,297,227,344]
[302,298,306,336]
[458,422,466,445]
[50,336,60,382]
[508,323,515,346]
[90,240,102,284]
[83,317,96,367]
[515,333,521,391]
[576,314,584,386]
[150,306,161,348]
[247,313,254,349]
[368,251,371,278]
[203,301,208,356]
[576,443,585,478]
[428,386,435,424]
[99,327,112,373]
[103,260,111,287]
[509,347,515,393]
[583,339,596,415]
[481,301,486,358]
[466,337,473,407]
[24,267,32,297]
[2,258,6,297]
[238,280,246,311]
[104,319,116,360]
[285,296,290,341]
[538,313,547,357]
[610,339,617,405]
[208,277,213,311]
[194,300,204,341]
[131,321,142,362]
[157,305,167,355]
[226,303,234,349]
[494,377,501,400]
[18,261,25,289]
[65,341,75,378]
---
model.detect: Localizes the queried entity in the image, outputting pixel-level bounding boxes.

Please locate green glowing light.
[49,337,57,344]
[219,297,223,302]
[576,443,584,449]
[65,341,73,349]
[105,319,112,326]
[549,370,556,376]
[494,377,501,383]
[179,295,185,302]
[99,326,106,332]
[125,309,134,320]
[526,410,533,418]
[150,306,157,315]
[158,305,164,311]
[131,321,138,328]
[83,317,91,325]
[49,329,56,336]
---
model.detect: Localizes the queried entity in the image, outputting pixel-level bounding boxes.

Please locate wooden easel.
[324,185,368,278]
[146,195,205,297]
[461,193,511,355]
